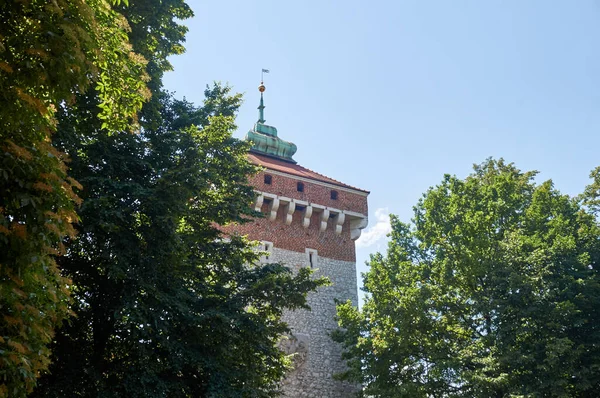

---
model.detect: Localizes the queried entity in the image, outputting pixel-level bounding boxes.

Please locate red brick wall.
[225,171,368,263]
[228,204,357,262]
[248,170,368,215]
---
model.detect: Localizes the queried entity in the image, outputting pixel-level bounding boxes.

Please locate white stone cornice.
[341,209,365,218]
[292,199,309,207]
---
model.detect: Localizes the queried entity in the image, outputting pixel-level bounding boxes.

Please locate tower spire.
[258,68,269,123]
[246,69,298,163]
[258,83,266,123]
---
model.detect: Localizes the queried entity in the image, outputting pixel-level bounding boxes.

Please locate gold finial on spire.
[259,68,269,92]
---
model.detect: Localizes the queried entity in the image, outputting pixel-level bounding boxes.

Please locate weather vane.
[261,68,269,83]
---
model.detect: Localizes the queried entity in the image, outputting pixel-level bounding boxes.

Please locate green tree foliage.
[32,85,325,397]
[3,1,321,395]
[335,159,600,397]
[581,166,600,216]
[0,1,158,395]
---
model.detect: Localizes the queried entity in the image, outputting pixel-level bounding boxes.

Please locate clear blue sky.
[164,1,600,300]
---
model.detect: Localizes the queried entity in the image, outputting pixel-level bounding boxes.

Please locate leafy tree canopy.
[0,0,191,395]
[3,1,322,397]
[30,83,326,397]
[0,0,181,397]
[335,159,600,397]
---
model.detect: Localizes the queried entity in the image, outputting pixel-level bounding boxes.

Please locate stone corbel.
[320,209,330,232]
[254,193,264,212]
[268,197,280,221]
[333,212,345,235]
[302,205,313,228]
[283,201,296,225]
[293,199,311,228]
[349,216,369,240]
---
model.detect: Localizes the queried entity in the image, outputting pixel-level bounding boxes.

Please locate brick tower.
[233,80,369,396]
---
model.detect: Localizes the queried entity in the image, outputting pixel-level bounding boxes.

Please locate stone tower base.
[271,248,360,397]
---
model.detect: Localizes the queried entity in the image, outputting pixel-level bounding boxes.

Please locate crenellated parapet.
[253,191,368,240]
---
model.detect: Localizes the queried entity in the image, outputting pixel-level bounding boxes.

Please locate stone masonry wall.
[270,247,360,397]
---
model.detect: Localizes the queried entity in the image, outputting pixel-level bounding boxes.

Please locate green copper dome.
[245,82,297,163]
